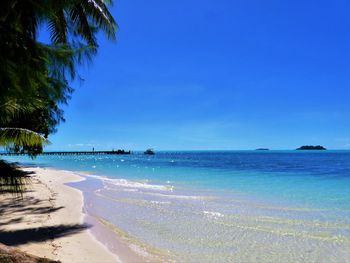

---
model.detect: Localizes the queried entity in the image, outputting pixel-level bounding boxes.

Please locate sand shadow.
[0,196,63,216]
[0,160,35,195]
[0,217,23,226]
[0,224,90,246]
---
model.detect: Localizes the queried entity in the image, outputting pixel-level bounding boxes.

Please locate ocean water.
[4,151,350,262]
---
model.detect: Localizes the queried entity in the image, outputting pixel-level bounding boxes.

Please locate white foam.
[144,192,210,200]
[128,244,152,259]
[84,174,173,191]
[121,188,139,192]
[203,210,224,218]
[149,200,171,205]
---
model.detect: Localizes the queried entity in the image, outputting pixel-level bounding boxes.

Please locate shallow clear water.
[4,151,350,262]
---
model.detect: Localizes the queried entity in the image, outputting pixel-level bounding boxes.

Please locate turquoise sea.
[4,151,350,262]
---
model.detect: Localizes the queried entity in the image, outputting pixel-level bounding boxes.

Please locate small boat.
[144,148,155,155]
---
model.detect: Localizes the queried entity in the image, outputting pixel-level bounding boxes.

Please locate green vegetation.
[0,0,117,192]
[296,145,326,150]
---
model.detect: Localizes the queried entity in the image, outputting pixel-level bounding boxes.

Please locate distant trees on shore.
[296,145,326,150]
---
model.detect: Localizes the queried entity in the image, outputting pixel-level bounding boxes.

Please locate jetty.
[0,149,131,156]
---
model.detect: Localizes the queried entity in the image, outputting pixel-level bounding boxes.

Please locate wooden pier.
[0,150,131,156]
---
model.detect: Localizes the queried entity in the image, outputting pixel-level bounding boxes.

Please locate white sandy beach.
[0,167,121,263]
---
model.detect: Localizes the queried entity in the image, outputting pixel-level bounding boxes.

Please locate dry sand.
[0,167,121,263]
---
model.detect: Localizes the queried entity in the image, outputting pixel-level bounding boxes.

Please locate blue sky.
[48,0,349,150]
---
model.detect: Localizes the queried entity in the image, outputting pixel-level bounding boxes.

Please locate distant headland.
[296,145,326,150]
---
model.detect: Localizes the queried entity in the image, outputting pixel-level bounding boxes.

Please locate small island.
[144,148,155,155]
[256,148,269,151]
[296,145,326,150]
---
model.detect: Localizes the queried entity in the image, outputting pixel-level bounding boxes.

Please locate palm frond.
[47,9,68,44]
[0,128,49,147]
[69,4,98,47]
[0,98,45,124]
[82,0,117,41]
[0,0,117,160]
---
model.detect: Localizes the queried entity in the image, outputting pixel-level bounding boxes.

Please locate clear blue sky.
[48,0,350,151]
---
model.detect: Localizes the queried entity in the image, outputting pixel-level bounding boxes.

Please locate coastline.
[1,154,349,262]
[0,167,121,262]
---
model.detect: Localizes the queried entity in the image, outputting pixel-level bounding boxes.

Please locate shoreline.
[1,157,349,262]
[0,167,123,262]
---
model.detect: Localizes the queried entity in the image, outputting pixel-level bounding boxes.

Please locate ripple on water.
[77,175,350,263]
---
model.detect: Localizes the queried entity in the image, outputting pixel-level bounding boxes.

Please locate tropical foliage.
[0,0,117,193]
[0,0,117,155]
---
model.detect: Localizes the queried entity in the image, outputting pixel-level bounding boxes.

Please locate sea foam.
[84,174,173,191]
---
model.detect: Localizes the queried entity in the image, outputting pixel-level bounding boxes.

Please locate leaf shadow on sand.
[0,196,64,216]
[0,195,90,246]
[0,224,90,246]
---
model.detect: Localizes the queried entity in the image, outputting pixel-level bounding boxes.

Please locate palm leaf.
[82,0,117,40]
[0,98,45,124]
[0,128,49,147]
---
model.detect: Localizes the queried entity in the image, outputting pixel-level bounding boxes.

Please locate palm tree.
[0,0,117,153]
[1,0,117,55]
[0,0,117,193]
